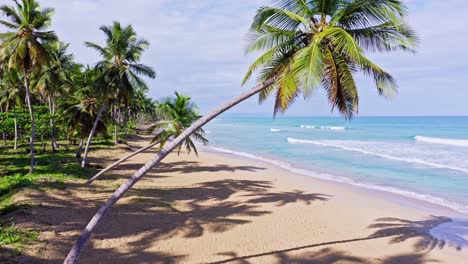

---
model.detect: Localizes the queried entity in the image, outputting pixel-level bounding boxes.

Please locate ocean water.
[203,116,468,214]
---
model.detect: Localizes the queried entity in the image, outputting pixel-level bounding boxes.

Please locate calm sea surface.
[203,116,468,214]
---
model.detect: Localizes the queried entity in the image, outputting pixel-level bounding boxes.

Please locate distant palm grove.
[0,0,417,263]
[0,0,166,173]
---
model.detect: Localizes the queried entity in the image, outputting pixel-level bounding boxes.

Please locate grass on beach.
[0,140,112,250]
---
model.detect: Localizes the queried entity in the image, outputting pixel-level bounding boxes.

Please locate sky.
[3,0,468,116]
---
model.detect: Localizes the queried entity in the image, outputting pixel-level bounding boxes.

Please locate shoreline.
[202,145,468,219]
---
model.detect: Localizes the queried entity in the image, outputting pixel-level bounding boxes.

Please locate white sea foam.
[205,145,468,214]
[300,125,345,131]
[415,136,468,147]
[287,138,468,174]
[270,128,281,132]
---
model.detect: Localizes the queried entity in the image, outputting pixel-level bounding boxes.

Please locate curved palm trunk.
[86,140,160,184]
[81,103,106,168]
[24,73,36,174]
[14,111,18,150]
[64,79,274,264]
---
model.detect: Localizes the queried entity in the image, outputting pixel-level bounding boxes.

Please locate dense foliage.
[0,0,160,173]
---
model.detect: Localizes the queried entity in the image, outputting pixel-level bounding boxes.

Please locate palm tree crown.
[0,0,56,72]
[85,21,156,103]
[149,92,208,155]
[244,0,418,117]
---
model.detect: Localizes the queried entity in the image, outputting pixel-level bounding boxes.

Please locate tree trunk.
[14,112,18,150]
[113,105,119,145]
[86,140,160,184]
[1,107,6,145]
[76,127,85,159]
[24,72,36,174]
[63,79,274,264]
[81,103,106,168]
[49,96,58,151]
[41,135,46,152]
[114,122,118,145]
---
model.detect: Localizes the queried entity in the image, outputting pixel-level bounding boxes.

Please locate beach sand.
[2,134,467,263]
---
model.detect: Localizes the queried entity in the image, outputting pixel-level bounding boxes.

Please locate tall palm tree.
[65,1,417,262]
[34,41,75,151]
[86,92,208,184]
[80,21,156,168]
[0,0,57,173]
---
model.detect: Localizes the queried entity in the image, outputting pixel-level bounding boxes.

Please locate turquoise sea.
[204,115,468,215]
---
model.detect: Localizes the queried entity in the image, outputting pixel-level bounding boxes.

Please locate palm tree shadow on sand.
[211,215,462,264]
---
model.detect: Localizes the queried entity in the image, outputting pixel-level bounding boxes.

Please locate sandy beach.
[3,134,467,263]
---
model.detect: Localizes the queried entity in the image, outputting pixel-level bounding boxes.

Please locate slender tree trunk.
[1,107,6,145]
[24,72,36,174]
[81,103,107,168]
[49,96,58,151]
[41,135,46,152]
[113,105,119,145]
[76,127,85,159]
[14,112,18,150]
[86,140,160,184]
[114,122,118,145]
[64,79,274,264]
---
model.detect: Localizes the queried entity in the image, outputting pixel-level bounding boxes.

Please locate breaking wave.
[300,125,345,131]
[415,136,468,147]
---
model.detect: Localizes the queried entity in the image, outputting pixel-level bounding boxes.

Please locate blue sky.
[21,1,468,116]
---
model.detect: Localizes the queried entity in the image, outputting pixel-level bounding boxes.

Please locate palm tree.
[0,68,25,150]
[80,21,156,168]
[86,92,208,184]
[0,0,57,173]
[34,41,75,151]
[64,1,417,262]
[151,92,208,154]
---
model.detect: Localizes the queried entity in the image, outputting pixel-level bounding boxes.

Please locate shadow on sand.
[0,160,330,263]
[210,215,458,264]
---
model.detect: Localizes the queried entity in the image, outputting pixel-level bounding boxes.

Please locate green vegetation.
[0,141,105,214]
[0,224,38,246]
[0,0,159,175]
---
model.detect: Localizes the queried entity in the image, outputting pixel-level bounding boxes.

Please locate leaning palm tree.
[0,0,57,173]
[65,1,417,262]
[80,21,156,168]
[86,92,208,184]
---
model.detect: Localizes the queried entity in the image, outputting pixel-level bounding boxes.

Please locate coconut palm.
[80,21,156,168]
[64,1,417,262]
[86,92,207,184]
[34,41,75,151]
[0,68,25,149]
[151,92,208,154]
[0,0,57,173]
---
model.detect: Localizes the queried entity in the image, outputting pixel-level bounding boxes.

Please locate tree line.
[0,1,160,173]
